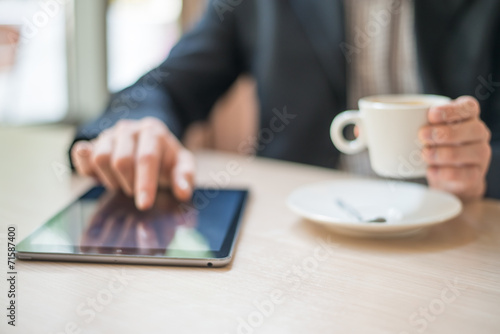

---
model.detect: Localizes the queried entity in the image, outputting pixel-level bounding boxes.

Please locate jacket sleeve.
[484,15,500,199]
[69,0,244,164]
[484,89,500,199]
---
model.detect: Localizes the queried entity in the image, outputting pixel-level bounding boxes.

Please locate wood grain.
[0,125,499,334]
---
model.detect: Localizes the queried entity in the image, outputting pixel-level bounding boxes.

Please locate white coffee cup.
[330,94,451,178]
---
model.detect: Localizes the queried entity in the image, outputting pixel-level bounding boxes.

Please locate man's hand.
[419,96,492,201]
[71,117,195,210]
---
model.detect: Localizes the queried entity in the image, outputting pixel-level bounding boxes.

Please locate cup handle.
[330,110,367,154]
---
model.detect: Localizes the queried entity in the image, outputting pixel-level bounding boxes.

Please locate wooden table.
[1,125,499,334]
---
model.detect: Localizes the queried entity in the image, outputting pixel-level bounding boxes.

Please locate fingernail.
[419,128,433,143]
[178,177,189,191]
[76,142,91,156]
[431,127,442,143]
[429,106,439,116]
[437,107,446,122]
[430,105,449,123]
[428,166,439,178]
[136,191,148,208]
[426,147,436,162]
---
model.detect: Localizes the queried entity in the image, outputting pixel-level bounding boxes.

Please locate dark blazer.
[73,0,500,198]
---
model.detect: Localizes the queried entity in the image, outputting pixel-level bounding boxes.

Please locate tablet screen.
[17,187,248,259]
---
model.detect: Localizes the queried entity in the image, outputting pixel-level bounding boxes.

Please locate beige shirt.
[340,0,422,176]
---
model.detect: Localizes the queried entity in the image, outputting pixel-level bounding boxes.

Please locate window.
[0,0,68,124]
[0,0,196,125]
[107,0,183,92]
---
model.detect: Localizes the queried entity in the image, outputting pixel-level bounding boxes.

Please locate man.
[70,0,499,210]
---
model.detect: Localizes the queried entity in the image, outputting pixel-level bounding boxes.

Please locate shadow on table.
[295,201,496,254]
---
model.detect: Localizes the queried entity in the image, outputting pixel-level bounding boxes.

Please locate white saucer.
[287,179,462,238]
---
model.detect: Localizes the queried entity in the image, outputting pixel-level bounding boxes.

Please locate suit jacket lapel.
[290,0,472,101]
[289,0,346,108]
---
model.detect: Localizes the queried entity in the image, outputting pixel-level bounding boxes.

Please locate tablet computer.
[16,186,249,267]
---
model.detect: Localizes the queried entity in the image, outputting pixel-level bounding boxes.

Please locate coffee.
[369,99,429,106]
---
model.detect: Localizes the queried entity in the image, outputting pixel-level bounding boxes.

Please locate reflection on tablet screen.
[19,187,246,259]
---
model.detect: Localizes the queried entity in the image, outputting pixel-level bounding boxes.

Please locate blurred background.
[0,0,256,152]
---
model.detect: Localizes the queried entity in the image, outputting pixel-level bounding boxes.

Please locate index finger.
[134,130,163,210]
[428,96,480,124]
